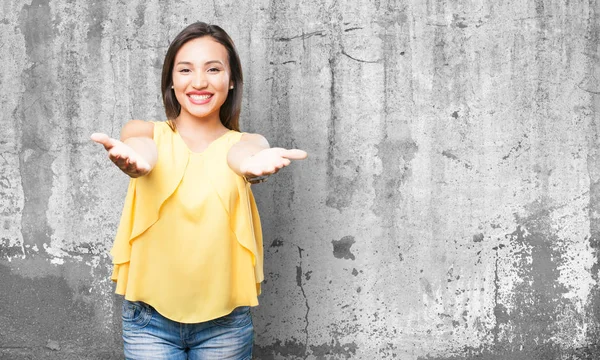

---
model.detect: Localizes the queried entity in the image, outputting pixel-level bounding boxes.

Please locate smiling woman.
[171,38,233,127]
[161,23,244,132]
[90,22,307,360]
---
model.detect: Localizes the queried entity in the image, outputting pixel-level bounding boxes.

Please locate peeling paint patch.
[270,238,283,247]
[504,213,570,349]
[310,339,358,358]
[45,339,60,351]
[417,344,594,360]
[0,262,116,353]
[254,339,306,359]
[50,257,64,265]
[332,236,356,260]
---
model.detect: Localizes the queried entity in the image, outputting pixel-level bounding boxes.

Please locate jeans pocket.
[122,299,152,331]
[211,306,252,328]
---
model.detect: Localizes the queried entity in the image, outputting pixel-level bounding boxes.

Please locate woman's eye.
[179,69,191,73]
[208,68,220,73]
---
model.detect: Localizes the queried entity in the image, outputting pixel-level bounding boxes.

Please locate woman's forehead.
[175,37,229,65]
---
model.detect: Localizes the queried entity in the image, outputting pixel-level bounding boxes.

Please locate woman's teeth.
[189,94,211,100]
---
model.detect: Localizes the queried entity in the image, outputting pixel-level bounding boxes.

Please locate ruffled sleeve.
[204,132,264,293]
[110,122,190,288]
[233,172,264,293]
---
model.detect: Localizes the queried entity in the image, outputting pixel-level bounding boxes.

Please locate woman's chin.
[183,113,222,123]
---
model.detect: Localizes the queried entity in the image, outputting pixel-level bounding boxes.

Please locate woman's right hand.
[91,133,152,178]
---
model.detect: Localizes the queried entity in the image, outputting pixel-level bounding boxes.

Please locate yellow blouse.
[110,121,264,323]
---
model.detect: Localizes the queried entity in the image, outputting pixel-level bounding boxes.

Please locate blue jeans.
[122,299,254,360]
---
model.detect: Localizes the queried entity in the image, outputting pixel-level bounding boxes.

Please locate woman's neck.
[174,113,228,139]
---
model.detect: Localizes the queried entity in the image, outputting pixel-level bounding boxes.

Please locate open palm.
[240,147,307,178]
[91,133,152,178]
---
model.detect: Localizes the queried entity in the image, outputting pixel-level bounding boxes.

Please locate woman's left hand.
[240,147,307,179]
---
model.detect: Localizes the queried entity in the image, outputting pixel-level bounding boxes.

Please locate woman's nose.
[192,73,207,88]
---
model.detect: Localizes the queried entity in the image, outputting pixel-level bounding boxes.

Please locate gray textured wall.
[1,0,599,359]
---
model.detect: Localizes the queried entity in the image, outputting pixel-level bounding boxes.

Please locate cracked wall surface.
[1,0,600,359]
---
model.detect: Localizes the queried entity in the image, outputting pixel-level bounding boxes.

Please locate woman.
[91,22,307,360]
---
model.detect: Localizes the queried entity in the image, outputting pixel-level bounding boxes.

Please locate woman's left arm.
[227,133,307,181]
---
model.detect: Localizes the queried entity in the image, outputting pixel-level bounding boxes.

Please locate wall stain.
[419,277,435,301]
[420,203,578,359]
[332,235,356,260]
[18,0,57,254]
[270,238,284,247]
[505,215,568,350]
[452,14,468,29]
[254,339,307,360]
[325,55,355,211]
[134,3,146,28]
[372,0,416,250]
[0,263,116,352]
[85,1,107,59]
[325,4,359,212]
[584,0,600,355]
[442,150,473,169]
[501,134,529,161]
[253,334,358,360]
[310,339,358,359]
[266,4,299,230]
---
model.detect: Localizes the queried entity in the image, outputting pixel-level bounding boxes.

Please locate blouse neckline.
[174,129,233,155]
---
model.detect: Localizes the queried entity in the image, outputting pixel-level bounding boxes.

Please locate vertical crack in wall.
[296,245,310,359]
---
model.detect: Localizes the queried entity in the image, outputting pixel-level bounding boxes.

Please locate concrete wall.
[1,0,599,359]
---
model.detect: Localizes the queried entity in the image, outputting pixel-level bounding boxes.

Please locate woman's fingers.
[90,133,117,151]
[279,149,308,160]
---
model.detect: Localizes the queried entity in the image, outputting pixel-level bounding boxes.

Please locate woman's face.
[172,36,232,123]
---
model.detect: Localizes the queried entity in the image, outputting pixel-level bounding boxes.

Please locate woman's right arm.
[91,120,157,178]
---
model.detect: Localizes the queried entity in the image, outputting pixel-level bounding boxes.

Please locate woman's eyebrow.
[205,60,225,66]
[175,60,224,66]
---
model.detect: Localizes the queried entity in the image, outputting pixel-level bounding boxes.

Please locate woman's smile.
[187,91,213,105]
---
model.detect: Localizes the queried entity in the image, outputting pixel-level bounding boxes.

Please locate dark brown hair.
[161,22,243,131]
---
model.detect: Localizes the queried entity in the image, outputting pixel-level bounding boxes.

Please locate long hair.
[161,22,243,131]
